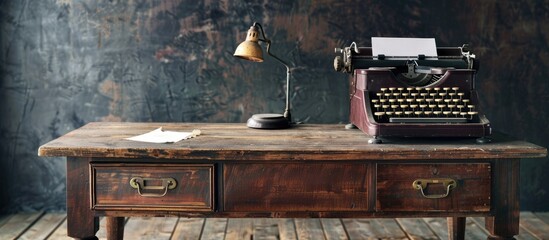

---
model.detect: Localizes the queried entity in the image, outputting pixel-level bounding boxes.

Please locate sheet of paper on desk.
[125,127,201,143]
[372,37,438,60]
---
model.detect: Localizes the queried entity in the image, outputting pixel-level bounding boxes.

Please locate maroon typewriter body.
[349,68,492,138]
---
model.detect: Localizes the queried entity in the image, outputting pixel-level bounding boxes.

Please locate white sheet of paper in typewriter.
[372,37,438,60]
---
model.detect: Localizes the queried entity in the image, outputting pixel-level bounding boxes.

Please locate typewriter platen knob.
[334,56,343,72]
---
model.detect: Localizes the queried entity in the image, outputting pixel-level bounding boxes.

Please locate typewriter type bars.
[334,42,492,142]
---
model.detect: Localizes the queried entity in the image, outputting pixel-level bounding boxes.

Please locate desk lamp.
[234,22,292,129]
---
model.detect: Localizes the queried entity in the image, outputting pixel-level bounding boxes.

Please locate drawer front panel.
[377,163,491,212]
[91,163,214,211]
[224,163,370,212]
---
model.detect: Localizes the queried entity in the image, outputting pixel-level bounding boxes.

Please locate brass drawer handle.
[412,178,457,199]
[129,177,177,198]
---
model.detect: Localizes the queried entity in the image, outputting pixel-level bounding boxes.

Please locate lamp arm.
[253,22,292,122]
[267,43,292,122]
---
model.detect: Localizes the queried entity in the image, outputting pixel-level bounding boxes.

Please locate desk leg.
[107,217,125,240]
[447,217,465,240]
[485,159,520,240]
[67,157,99,240]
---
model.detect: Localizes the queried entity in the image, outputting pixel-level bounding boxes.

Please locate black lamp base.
[246,113,290,129]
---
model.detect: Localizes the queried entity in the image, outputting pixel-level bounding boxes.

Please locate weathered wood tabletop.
[38,122,546,160]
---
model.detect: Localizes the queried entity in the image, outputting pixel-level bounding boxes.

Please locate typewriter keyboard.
[370,87,478,123]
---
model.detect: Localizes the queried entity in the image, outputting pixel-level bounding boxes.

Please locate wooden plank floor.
[0,212,548,240]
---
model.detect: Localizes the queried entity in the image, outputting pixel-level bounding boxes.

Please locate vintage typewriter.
[333,40,491,144]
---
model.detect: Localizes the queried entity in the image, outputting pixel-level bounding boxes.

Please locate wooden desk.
[38,122,547,240]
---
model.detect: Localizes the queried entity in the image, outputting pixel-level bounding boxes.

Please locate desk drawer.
[376,163,491,212]
[90,163,214,211]
[224,163,370,212]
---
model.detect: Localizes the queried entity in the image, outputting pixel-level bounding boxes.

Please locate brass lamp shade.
[234,26,264,62]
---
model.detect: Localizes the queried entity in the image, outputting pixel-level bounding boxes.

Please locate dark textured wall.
[1,0,548,213]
